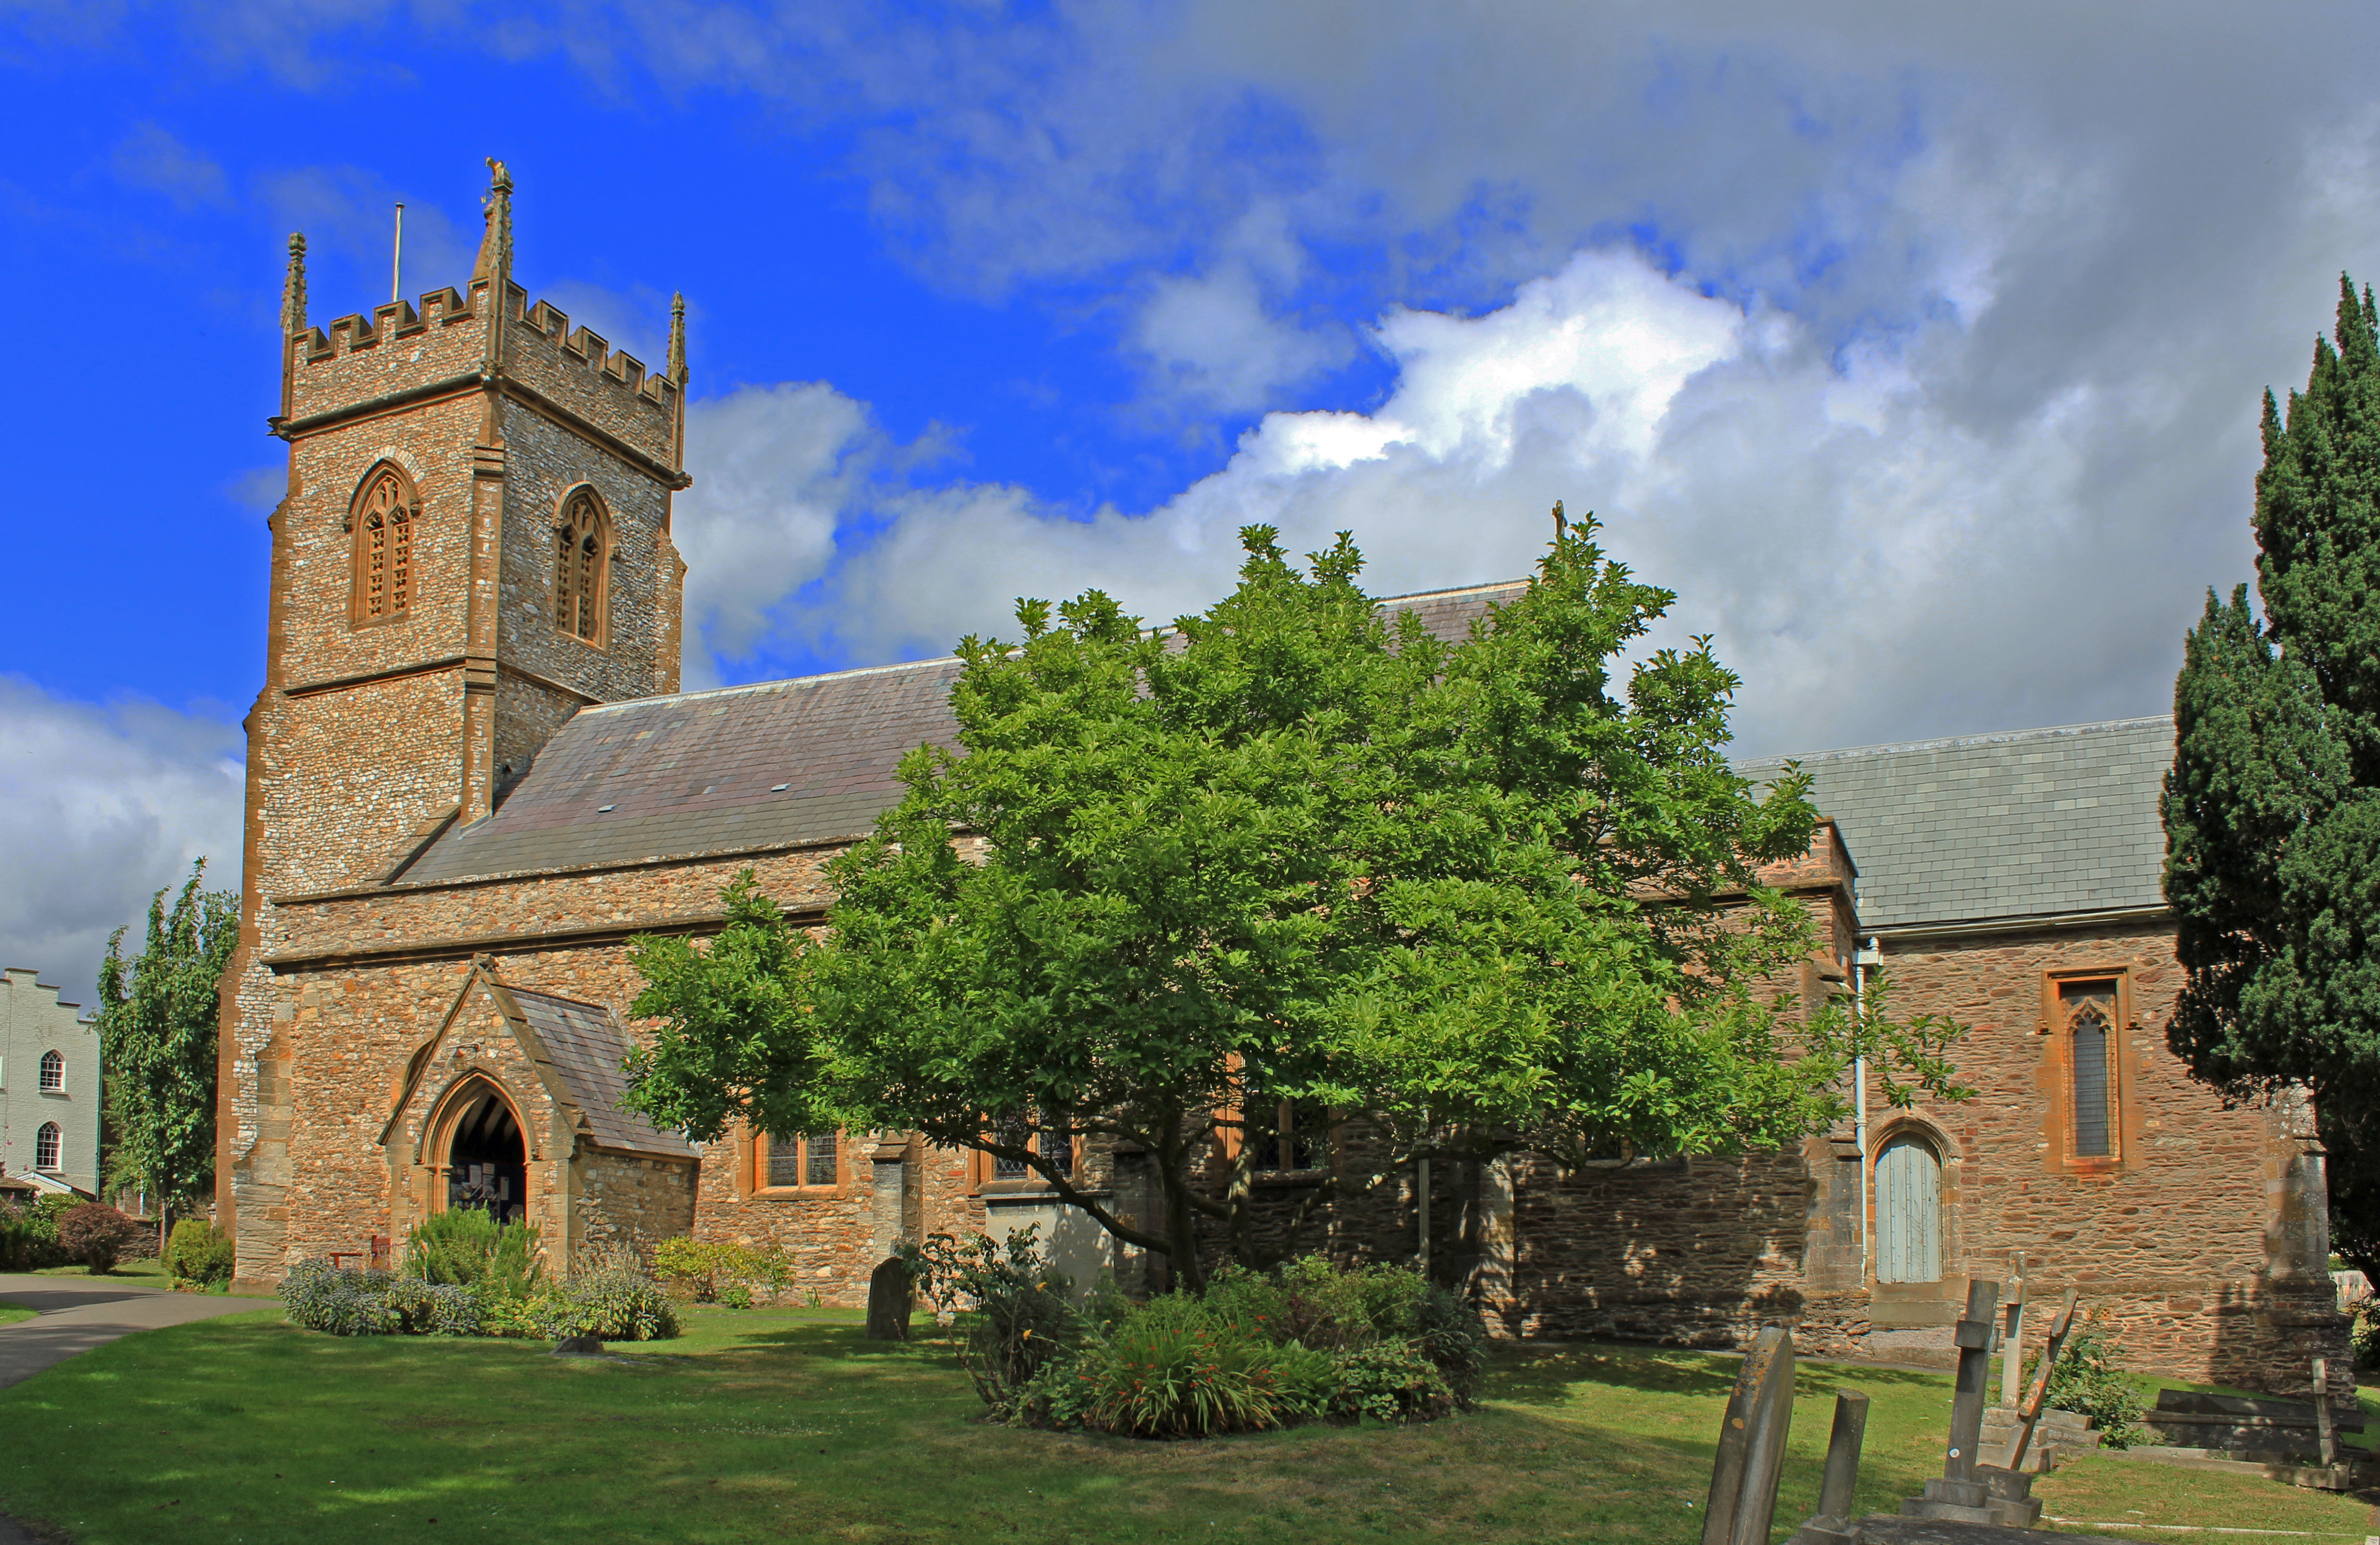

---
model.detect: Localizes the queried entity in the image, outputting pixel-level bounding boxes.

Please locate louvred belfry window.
[350,467,417,625]
[554,491,609,643]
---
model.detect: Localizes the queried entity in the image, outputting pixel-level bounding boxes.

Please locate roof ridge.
[498,981,615,1014]
[580,579,1531,719]
[1739,713,2175,767]
[579,653,962,715]
[1374,577,1531,605]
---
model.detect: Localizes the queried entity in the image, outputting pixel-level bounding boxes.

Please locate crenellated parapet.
[278,274,684,478]
[499,283,683,468]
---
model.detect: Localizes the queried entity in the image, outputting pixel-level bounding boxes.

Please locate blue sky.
[5,0,2380,996]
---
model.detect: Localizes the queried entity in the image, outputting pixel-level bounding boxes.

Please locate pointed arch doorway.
[1874,1131,1943,1284]
[441,1083,527,1225]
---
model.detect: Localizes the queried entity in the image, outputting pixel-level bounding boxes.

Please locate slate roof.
[501,983,696,1158]
[1735,715,2176,932]
[396,580,1532,887]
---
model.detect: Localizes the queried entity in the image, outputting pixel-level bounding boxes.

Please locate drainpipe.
[1854,936,1883,1281]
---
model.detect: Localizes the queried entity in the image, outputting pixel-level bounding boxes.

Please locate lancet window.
[350,465,418,625]
[553,489,610,643]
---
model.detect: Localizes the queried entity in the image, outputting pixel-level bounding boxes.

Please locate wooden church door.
[1875,1133,1942,1283]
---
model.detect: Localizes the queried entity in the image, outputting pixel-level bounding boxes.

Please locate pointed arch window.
[2063,982,2119,1158]
[34,1123,59,1172]
[349,465,419,626]
[553,489,610,644]
[37,1050,62,1092]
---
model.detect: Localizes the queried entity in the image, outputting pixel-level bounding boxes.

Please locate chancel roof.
[1736,715,2176,933]
[397,580,1533,888]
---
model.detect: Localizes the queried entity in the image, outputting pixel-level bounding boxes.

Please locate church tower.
[216,162,690,1253]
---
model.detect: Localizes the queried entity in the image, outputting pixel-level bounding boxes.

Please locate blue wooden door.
[1875,1133,1942,1283]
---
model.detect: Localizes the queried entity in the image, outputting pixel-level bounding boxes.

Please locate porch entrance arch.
[438,1081,527,1225]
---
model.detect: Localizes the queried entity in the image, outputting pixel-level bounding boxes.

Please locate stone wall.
[573,1150,698,1263]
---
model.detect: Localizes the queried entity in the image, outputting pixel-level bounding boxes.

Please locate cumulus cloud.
[0,679,245,1011]
[680,239,2272,755]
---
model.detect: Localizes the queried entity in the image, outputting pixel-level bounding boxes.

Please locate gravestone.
[1786,1391,1872,1545]
[1703,1325,1797,1545]
[865,1255,913,1342]
[1901,1280,2010,1526]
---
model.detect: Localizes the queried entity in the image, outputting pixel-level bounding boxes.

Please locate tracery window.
[1248,1097,1328,1173]
[763,1130,839,1191]
[34,1123,59,1171]
[984,1110,1073,1184]
[2062,981,2120,1158]
[349,465,417,625]
[553,489,610,644]
[37,1050,62,1092]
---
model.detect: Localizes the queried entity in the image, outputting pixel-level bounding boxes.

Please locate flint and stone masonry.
[215,167,2345,1399]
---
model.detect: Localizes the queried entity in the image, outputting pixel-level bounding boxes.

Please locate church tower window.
[349,464,418,626]
[553,489,610,644]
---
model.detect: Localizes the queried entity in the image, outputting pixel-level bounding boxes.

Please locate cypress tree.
[2164,275,2380,1271]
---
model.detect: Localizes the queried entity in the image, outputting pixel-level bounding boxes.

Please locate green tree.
[2163,275,2380,1272]
[625,523,1965,1285]
[96,859,238,1250]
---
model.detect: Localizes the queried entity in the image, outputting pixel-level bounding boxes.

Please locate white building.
[0,969,100,1197]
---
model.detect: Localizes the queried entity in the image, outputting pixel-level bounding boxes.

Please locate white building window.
[35,1123,60,1172]
[38,1051,62,1092]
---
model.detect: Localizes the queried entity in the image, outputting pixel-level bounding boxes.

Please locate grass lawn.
[29,1258,168,1284]
[0,1304,32,1329]
[0,1307,2372,1544]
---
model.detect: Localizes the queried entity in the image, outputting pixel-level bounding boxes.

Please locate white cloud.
[673,382,890,685]
[110,122,229,209]
[680,238,2273,755]
[0,679,245,1012]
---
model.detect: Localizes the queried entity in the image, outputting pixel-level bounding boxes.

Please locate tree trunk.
[1157,1120,1208,1294]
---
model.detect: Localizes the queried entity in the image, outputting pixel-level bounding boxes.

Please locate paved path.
[0,1274,269,1391]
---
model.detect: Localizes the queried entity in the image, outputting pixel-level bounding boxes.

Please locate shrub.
[405,1209,543,1301]
[2032,1321,2146,1447]
[280,1261,398,1336]
[1331,1341,1457,1423]
[56,1203,141,1274]
[163,1219,236,1286]
[2352,1295,2380,1373]
[380,1278,484,1336]
[899,1228,1079,1410]
[534,1268,680,1342]
[1071,1299,1287,1438]
[0,1198,70,1271]
[1005,1255,1479,1437]
[652,1236,785,1304]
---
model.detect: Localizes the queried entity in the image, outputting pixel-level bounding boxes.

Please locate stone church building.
[217,168,2343,1394]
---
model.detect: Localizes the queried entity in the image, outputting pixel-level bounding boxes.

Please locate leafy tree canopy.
[97,859,238,1226]
[626,522,1966,1283]
[2165,276,2380,1271]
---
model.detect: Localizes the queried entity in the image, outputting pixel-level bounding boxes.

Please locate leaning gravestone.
[1704,1326,1797,1545]
[865,1255,913,1341]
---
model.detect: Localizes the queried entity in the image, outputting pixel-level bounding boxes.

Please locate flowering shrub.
[951,1252,1485,1438]
[899,1227,1080,1410]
